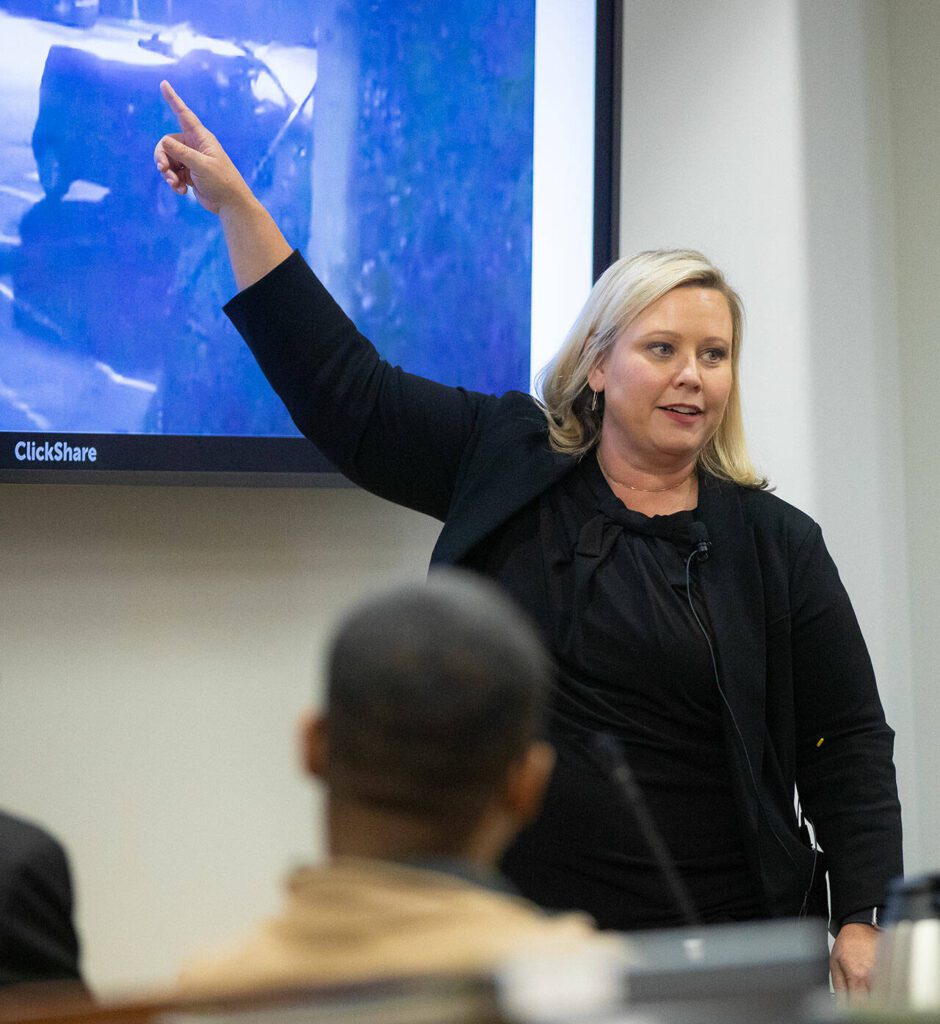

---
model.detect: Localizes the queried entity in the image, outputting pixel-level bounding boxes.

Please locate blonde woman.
[155,82,901,997]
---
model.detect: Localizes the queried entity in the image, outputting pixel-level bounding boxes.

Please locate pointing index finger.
[160,79,203,132]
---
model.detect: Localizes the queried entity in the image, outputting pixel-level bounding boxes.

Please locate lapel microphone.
[690,520,711,562]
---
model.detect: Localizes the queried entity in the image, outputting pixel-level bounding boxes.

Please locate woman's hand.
[153,80,291,290]
[830,923,879,1002]
[153,80,253,216]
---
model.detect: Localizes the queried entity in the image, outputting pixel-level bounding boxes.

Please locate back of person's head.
[322,570,551,832]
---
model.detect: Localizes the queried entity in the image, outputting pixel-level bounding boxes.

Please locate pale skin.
[155,81,880,991]
[153,80,291,291]
[830,924,880,1001]
[587,285,733,517]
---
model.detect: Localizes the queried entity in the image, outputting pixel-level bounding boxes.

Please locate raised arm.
[153,81,494,519]
[153,80,291,290]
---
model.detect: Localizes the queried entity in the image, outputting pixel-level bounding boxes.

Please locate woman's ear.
[587,357,606,395]
[299,711,328,778]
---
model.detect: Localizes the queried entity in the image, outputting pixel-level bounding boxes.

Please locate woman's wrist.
[219,194,293,292]
[840,907,884,930]
[218,186,265,229]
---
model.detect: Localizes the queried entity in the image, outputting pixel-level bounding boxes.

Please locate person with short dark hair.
[177,572,599,993]
[0,811,83,989]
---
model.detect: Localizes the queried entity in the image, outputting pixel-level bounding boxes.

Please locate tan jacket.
[177,858,599,994]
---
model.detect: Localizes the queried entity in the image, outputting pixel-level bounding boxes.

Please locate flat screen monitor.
[0,0,619,484]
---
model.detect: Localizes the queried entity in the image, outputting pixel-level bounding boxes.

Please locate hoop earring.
[591,389,599,412]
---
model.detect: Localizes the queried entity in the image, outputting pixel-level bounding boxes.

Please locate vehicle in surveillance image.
[0,1,535,446]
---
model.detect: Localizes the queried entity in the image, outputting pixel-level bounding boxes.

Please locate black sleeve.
[0,818,83,987]
[224,251,494,521]
[789,525,903,926]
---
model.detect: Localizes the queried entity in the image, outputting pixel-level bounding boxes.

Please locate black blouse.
[467,452,764,930]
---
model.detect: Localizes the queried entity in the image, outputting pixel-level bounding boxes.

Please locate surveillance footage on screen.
[0,0,596,480]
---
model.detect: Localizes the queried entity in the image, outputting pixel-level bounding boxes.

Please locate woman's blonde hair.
[536,248,766,488]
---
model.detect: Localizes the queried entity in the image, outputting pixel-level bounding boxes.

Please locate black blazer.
[0,811,83,987]
[226,251,902,925]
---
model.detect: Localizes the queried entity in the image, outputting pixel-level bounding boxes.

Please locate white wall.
[619,0,925,872]
[620,0,815,504]
[0,484,440,991]
[885,0,940,873]
[797,0,922,867]
[1,0,936,994]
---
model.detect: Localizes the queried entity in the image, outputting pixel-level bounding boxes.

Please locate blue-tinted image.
[0,0,535,437]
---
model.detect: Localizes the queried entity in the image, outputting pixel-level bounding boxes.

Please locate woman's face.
[588,285,734,470]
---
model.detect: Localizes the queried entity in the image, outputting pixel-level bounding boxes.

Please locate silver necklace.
[596,450,695,494]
